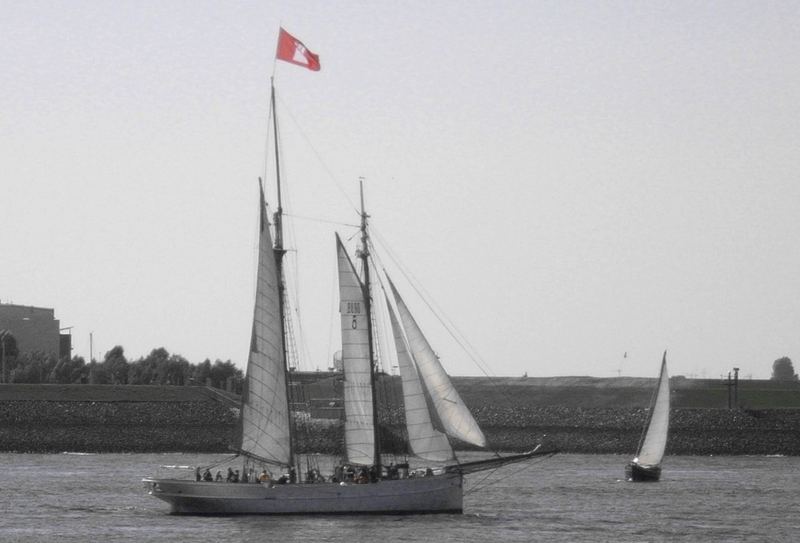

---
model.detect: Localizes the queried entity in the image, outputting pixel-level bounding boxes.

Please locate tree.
[128,347,170,384]
[102,345,129,384]
[193,358,212,385]
[162,354,191,385]
[88,359,110,384]
[0,331,18,357]
[0,331,18,382]
[771,357,798,381]
[51,356,87,384]
[11,351,58,383]
[209,359,243,391]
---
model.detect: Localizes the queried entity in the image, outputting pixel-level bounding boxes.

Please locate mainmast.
[269,77,294,466]
[358,179,381,475]
[271,77,285,252]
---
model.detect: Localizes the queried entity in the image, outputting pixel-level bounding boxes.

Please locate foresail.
[637,353,670,466]
[238,185,291,465]
[387,278,487,448]
[336,235,374,466]
[386,297,454,462]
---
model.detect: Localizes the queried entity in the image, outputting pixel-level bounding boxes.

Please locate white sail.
[336,234,375,466]
[388,278,486,448]
[636,353,670,466]
[386,296,454,462]
[238,186,291,465]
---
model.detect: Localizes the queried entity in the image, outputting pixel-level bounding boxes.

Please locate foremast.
[268,76,294,466]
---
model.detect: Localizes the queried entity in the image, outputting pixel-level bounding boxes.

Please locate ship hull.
[143,472,463,515]
[625,462,661,482]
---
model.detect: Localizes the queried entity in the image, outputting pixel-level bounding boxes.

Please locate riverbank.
[2,384,800,455]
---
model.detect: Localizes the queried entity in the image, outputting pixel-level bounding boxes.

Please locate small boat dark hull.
[625,462,661,482]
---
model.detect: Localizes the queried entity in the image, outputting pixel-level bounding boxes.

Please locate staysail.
[386,296,454,462]
[388,278,486,448]
[237,183,291,466]
[636,352,670,466]
[336,234,375,466]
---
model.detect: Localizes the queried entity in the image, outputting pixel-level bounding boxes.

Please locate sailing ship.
[626,352,670,482]
[142,77,552,514]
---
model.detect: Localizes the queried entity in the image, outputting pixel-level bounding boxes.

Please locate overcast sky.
[2,1,798,379]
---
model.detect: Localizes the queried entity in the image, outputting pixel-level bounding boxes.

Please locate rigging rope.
[265,86,360,372]
[464,453,555,496]
[367,226,495,378]
[284,212,359,229]
[274,92,360,216]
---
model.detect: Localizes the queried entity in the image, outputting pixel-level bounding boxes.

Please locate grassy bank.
[5,376,800,408]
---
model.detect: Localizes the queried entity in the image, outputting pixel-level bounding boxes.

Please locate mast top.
[359,178,370,257]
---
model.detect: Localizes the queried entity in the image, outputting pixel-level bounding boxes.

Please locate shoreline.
[2,398,799,456]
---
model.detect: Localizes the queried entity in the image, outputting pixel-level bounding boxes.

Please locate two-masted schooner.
[143,30,551,514]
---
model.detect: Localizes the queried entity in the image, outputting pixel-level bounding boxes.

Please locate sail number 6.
[342,301,362,329]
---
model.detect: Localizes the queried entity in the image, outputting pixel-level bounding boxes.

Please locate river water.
[1,452,797,542]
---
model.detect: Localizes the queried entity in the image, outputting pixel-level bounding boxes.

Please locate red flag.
[275,28,320,71]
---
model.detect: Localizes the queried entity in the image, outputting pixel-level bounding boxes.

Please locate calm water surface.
[1,452,798,542]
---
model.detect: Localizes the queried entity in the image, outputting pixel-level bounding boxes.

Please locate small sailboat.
[143,39,553,513]
[626,352,670,482]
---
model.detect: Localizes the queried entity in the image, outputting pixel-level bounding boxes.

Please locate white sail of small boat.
[626,352,670,481]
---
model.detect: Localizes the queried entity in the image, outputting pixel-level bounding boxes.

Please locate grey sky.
[2,1,798,378]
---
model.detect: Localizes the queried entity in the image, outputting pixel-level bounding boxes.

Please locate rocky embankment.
[0,401,236,453]
[2,395,799,455]
[475,406,800,456]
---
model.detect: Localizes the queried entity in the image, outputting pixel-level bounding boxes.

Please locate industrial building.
[0,303,71,359]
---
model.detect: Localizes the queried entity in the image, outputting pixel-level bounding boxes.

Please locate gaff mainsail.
[336,234,375,466]
[236,182,291,466]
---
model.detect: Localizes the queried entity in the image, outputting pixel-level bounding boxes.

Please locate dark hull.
[143,472,463,515]
[625,462,661,482]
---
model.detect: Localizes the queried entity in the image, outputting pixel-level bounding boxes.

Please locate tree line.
[0,346,243,392]
[772,357,798,381]
[1,344,796,385]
